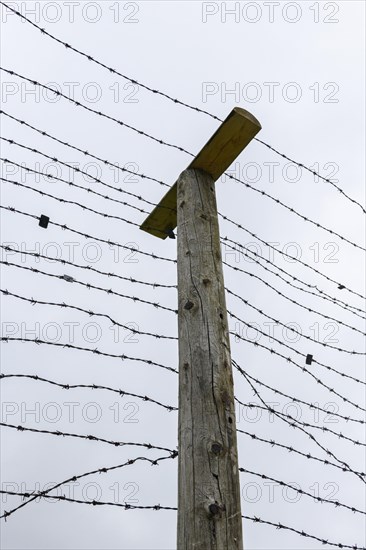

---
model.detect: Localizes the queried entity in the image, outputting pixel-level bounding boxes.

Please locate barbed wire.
[3,1,364,216]
[1,287,177,339]
[1,175,148,230]
[0,245,176,290]
[0,3,221,122]
[0,336,178,374]
[234,370,365,424]
[224,172,365,252]
[222,235,365,318]
[0,489,364,549]
[231,334,365,414]
[234,396,365,448]
[4,113,365,302]
[3,142,363,322]
[0,204,177,264]
[0,452,177,521]
[0,263,177,314]
[220,217,366,302]
[240,514,365,550]
[0,372,177,411]
[235,362,365,485]
[239,466,365,515]
[1,157,153,217]
[1,69,364,251]
[0,132,171,205]
[0,67,193,157]
[236,427,365,478]
[227,287,365,356]
[0,421,176,454]
[223,259,365,337]
[0,489,177,514]
[228,307,366,381]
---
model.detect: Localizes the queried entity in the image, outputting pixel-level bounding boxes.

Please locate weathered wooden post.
[140,107,261,550]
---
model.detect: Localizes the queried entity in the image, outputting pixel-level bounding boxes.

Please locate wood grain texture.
[140,107,261,239]
[177,168,243,550]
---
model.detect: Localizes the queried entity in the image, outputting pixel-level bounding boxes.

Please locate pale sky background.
[0,1,365,549]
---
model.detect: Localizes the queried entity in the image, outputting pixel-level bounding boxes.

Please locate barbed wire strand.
[236,427,365,478]
[0,373,177,411]
[0,204,177,264]
[2,2,364,216]
[0,263,177,314]
[0,175,148,230]
[0,336,178,374]
[240,514,365,550]
[1,288,177,340]
[0,489,177,514]
[0,421,176,454]
[239,466,365,515]
[0,245,176,290]
[0,453,177,520]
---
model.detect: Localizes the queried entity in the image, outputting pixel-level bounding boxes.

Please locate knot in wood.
[208,503,221,516]
[184,300,194,311]
[211,442,222,455]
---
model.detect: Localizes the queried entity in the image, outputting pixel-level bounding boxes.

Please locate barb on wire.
[3,2,364,216]
[0,245,176,290]
[0,373,178,411]
[0,453,177,520]
[0,204,177,264]
[235,361,365,485]
[239,467,365,515]
[1,336,178,374]
[222,235,365,318]
[0,421,176,454]
[1,288,177,339]
[0,263,177,314]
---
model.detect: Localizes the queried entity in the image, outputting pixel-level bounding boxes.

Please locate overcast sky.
[0,1,365,549]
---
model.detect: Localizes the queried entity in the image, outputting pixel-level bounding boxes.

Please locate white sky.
[0,1,365,549]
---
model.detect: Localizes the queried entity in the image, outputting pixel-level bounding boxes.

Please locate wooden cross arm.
[140,107,261,239]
